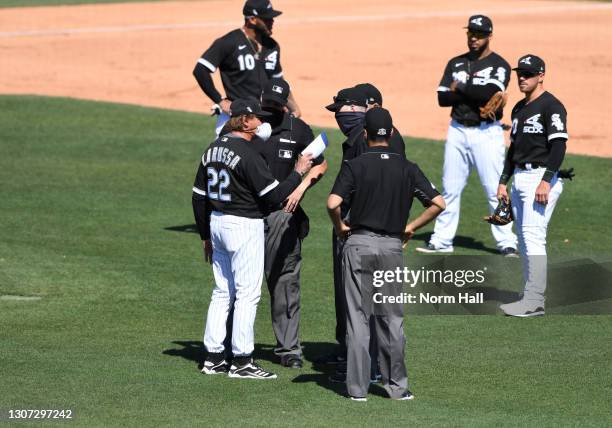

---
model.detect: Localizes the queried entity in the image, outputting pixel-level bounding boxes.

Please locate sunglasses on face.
[333,97,360,104]
[517,71,538,79]
[466,30,489,39]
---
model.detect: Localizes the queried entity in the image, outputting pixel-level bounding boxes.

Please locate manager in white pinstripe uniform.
[192,99,312,379]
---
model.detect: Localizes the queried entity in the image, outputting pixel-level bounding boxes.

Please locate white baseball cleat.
[500,300,545,317]
[228,360,277,379]
[200,359,229,375]
[416,243,454,254]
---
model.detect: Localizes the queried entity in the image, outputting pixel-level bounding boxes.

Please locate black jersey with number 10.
[198,29,283,102]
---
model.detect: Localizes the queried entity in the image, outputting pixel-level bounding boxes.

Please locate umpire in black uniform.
[252,78,328,368]
[327,107,445,401]
[321,85,406,364]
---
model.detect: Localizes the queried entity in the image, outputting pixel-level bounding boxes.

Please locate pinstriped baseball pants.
[204,211,265,357]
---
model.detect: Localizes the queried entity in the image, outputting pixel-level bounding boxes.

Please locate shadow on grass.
[164,224,198,234]
[412,232,500,254]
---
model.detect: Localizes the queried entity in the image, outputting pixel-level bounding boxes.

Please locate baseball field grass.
[1,95,611,426]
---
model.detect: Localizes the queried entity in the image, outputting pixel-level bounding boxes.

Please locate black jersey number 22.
[207,167,231,201]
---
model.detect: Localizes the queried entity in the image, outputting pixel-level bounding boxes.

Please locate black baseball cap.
[354,83,383,106]
[261,78,290,106]
[230,99,272,117]
[465,15,493,33]
[513,54,546,74]
[365,107,393,140]
[325,87,368,112]
[243,0,282,19]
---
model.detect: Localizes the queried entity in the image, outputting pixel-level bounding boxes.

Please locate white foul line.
[1,2,612,38]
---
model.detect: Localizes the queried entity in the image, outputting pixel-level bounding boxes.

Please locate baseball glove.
[480,91,508,121]
[484,199,513,226]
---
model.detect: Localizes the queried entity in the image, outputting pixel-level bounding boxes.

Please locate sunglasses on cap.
[466,30,489,39]
[516,70,539,79]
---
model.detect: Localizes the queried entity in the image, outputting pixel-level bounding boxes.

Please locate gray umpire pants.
[343,231,408,399]
[264,208,307,357]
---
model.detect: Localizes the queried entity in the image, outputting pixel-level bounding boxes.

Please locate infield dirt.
[1,0,610,156]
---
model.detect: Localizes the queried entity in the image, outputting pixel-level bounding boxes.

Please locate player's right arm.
[192,160,213,263]
[243,152,313,207]
[437,59,463,107]
[193,36,232,113]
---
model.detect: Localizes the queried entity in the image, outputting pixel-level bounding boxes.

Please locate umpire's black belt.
[350,229,402,240]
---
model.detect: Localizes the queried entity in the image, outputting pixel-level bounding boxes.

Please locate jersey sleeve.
[272,44,283,78]
[437,60,454,92]
[488,61,511,92]
[192,160,208,197]
[411,165,440,207]
[330,161,355,202]
[199,36,232,73]
[545,101,569,142]
[242,152,281,197]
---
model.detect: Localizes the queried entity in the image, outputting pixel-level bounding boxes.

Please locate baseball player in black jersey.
[418,15,518,256]
[328,107,445,401]
[497,55,568,317]
[251,78,328,368]
[192,99,312,379]
[193,0,301,136]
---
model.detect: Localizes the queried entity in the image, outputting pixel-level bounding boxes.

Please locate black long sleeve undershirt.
[192,194,212,240]
[455,81,501,103]
[193,63,223,104]
[542,138,567,183]
[499,143,516,185]
[437,91,463,107]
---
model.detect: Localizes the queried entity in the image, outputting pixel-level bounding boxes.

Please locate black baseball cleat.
[228,359,277,380]
[392,391,415,401]
[200,359,229,375]
[280,354,303,369]
[500,247,519,258]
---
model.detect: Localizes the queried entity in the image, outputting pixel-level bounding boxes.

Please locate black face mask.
[335,111,366,136]
[262,107,285,129]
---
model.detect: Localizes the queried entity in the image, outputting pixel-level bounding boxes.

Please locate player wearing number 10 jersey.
[192,99,313,380]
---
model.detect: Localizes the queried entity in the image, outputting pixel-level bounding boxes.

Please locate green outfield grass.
[1,95,611,426]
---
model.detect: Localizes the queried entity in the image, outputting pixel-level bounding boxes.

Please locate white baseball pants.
[511,166,563,306]
[430,120,517,250]
[204,211,265,357]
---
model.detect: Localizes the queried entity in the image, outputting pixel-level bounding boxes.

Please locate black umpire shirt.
[252,113,324,181]
[342,126,406,161]
[198,29,283,101]
[331,146,440,235]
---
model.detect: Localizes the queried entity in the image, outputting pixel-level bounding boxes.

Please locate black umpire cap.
[465,15,493,33]
[365,107,393,140]
[513,54,546,74]
[243,0,282,18]
[325,87,368,112]
[354,83,383,106]
[230,99,272,117]
[262,78,290,106]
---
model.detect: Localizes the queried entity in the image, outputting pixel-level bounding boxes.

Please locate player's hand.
[497,184,509,203]
[402,225,416,249]
[535,180,551,205]
[335,222,351,240]
[219,99,231,114]
[203,240,213,264]
[284,185,306,213]
[290,105,302,118]
[294,153,313,176]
